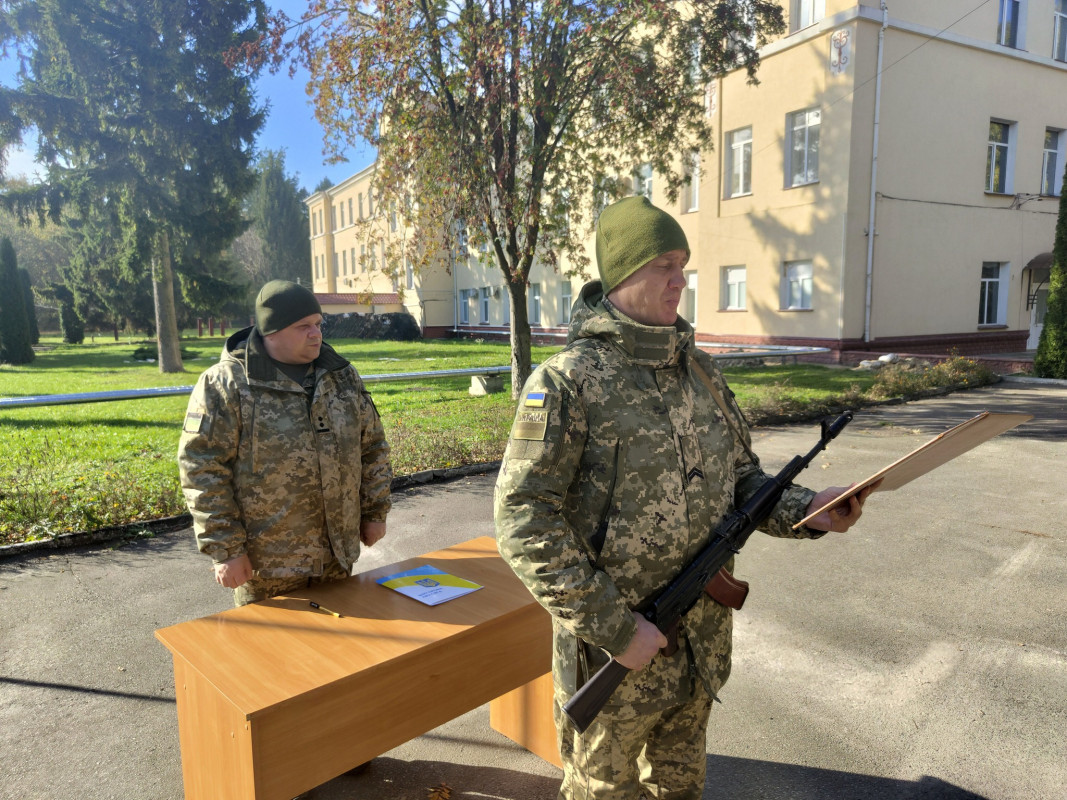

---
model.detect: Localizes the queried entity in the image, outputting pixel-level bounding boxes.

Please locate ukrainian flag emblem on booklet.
[377,564,482,606]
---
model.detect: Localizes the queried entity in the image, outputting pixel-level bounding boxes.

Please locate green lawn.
[0,335,993,544]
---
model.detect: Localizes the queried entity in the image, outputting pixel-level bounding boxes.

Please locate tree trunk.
[508,282,532,399]
[153,230,185,373]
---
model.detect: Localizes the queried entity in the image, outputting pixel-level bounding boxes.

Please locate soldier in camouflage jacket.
[495,198,868,799]
[179,281,392,607]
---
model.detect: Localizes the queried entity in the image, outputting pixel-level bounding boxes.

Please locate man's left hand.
[805,484,875,532]
[360,520,386,547]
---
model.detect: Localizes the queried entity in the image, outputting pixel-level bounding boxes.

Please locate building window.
[359,193,364,219]
[459,289,471,325]
[348,198,353,224]
[979,262,1009,325]
[1056,0,1067,60]
[339,203,345,228]
[725,127,752,198]
[342,250,348,276]
[791,0,825,32]
[786,109,820,187]
[1042,129,1064,196]
[683,271,698,323]
[311,213,317,237]
[406,258,414,290]
[333,253,339,277]
[560,282,573,324]
[683,151,700,212]
[331,207,337,231]
[997,0,1021,48]
[722,266,747,310]
[986,120,1014,194]
[634,163,653,199]
[360,244,366,272]
[529,282,541,325]
[782,260,813,310]
[480,287,491,324]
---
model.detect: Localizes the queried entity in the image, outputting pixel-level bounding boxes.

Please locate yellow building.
[308,1,1067,358]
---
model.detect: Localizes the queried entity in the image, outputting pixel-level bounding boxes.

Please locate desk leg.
[489,672,561,769]
[173,655,256,800]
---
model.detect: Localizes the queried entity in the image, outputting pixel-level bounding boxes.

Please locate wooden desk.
[156,537,559,800]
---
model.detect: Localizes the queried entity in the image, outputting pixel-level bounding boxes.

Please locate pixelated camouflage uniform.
[495,282,823,799]
[178,326,392,606]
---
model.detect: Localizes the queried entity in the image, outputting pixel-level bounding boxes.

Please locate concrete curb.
[0,464,504,560]
[8,373,1060,560]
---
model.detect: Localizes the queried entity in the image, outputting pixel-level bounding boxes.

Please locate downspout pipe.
[864,2,888,343]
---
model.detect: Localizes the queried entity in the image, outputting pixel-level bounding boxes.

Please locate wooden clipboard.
[793,410,1032,529]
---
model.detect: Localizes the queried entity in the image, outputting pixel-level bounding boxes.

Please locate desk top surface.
[155,536,542,715]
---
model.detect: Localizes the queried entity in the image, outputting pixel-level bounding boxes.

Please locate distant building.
[306,0,1067,358]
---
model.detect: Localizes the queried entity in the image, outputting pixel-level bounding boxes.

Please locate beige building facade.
[307,1,1067,357]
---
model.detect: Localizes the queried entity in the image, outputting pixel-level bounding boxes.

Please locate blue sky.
[1,1,375,195]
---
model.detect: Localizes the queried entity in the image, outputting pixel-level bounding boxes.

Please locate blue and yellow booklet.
[376,564,482,606]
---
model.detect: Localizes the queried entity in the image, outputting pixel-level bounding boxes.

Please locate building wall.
[306,2,1066,356]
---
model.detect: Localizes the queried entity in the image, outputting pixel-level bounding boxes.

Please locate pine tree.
[1034,161,1067,378]
[0,237,34,363]
[18,268,40,345]
[1,0,265,371]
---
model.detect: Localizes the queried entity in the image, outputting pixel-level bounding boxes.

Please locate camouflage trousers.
[554,660,713,799]
[233,558,350,607]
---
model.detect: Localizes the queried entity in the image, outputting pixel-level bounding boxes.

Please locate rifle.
[562,410,854,734]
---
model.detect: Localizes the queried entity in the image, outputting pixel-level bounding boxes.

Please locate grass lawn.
[0,334,993,544]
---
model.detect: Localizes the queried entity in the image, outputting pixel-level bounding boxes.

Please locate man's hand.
[805,483,876,532]
[360,520,386,547]
[213,553,253,589]
[615,611,668,670]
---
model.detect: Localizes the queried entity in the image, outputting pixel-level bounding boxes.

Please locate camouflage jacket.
[495,282,820,699]
[178,326,392,577]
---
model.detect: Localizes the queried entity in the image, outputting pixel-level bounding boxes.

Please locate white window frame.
[722,266,747,311]
[683,271,698,324]
[782,260,813,310]
[405,258,414,290]
[634,163,653,200]
[725,127,752,198]
[786,109,821,187]
[459,289,471,325]
[791,0,825,33]
[529,282,542,325]
[1042,128,1064,196]
[1055,0,1067,61]
[480,287,491,324]
[986,119,1016,194]
[997,0,1026,49]
[560,282,573,324]
[979,262,1010,326]
[684,151,701,212]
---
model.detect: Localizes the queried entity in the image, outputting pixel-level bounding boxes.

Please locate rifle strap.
[689,359,761,465]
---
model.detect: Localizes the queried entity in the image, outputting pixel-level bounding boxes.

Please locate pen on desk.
[309,601,342,618]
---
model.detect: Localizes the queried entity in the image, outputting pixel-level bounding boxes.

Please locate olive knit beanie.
[254,280,322,336]
[595,196,689,293]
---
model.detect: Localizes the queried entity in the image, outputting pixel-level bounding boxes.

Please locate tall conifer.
[0,237,34,363]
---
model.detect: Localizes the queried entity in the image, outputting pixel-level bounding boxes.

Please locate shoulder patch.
[183,411,205,434]
[512,390,551,441]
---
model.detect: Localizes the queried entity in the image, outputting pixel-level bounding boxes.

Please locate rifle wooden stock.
[562,411,853,734]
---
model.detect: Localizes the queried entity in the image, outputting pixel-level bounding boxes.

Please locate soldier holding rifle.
[495,197,871,799]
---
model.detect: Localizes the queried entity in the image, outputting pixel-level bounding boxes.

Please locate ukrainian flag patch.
[524,391,546,408]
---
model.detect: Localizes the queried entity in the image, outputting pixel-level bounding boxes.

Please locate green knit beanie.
[595,196,689,293]
[254,280,322,336]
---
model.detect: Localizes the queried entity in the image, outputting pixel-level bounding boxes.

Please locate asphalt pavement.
[1,378,1065,800]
